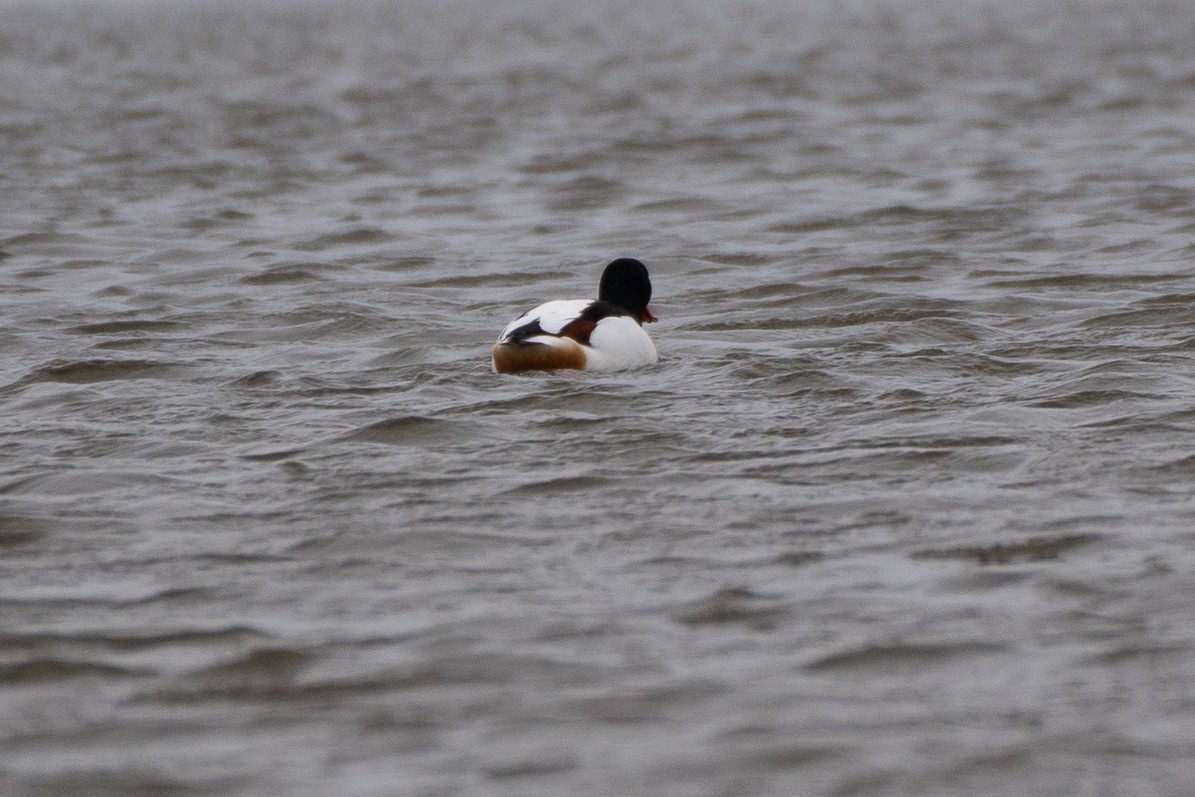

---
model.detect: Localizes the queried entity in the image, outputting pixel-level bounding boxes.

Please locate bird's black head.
[598,257,657,324]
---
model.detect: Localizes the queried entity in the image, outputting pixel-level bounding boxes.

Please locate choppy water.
[4,0,1195,794]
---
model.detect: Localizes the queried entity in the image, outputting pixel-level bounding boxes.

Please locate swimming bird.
[492,257,659,374]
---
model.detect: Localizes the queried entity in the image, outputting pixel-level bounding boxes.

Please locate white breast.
[583,315,658,371]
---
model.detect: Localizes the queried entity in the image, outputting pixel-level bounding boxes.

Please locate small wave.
[23,358,184,384]
[226,370,283,388]
[805,640,1008,672]
[337,415,456,446]
[911,533,1100,565]
[673,585,788,629]
[503,474,618,497]
[1029,389,1156,409]
[293,226,393,252]
[2,231,89,247]
[0,659,151,684]
[0,514,51,547]
[240,264,328,285]
[0,625,268,652]
[69,320,184,335]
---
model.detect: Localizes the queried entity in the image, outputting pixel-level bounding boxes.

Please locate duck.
[492,257,659,374]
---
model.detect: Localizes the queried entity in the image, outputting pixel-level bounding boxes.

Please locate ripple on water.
[336,416,466,446]
[804,640,1010,673]
[0,514,50,548]
[18,359,187,385]
[910,533,1103,565]
[68,320,186,335]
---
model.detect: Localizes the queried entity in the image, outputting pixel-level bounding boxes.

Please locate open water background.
[3,0,1195,794]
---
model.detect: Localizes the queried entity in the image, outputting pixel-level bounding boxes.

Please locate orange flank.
[492,339,587,374]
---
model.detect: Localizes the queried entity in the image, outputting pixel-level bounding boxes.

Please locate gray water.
[3,0,1195,794]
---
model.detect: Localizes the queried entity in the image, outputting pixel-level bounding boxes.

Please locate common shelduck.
[492,257,659,374]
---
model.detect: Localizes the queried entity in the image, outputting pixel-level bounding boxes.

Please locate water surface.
[3,0,1195,794]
